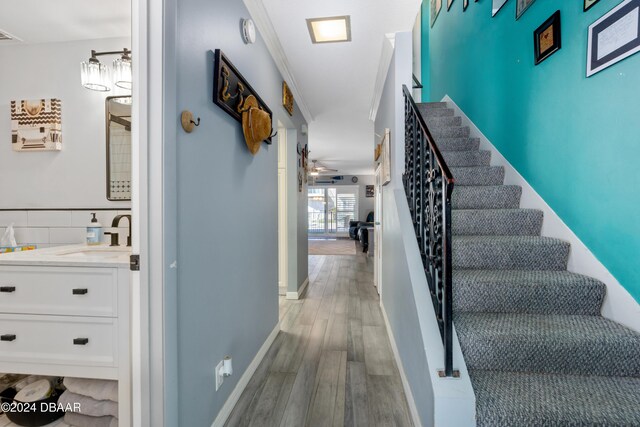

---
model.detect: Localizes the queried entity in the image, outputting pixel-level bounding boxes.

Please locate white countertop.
[0,244,131,268]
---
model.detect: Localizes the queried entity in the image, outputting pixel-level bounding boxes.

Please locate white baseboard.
[286,276,309,300]
[443,95,640,332]
[211,323,280,427]
[380,302,423,427]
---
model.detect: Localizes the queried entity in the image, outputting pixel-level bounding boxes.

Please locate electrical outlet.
[215,360,224,391]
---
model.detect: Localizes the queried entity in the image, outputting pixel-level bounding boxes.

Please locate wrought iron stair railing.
[402,85,456,377]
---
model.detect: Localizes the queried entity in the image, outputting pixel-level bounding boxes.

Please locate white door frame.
[278,123,288,294]
[132,0,170,425]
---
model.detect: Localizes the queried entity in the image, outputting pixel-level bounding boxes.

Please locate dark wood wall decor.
[213,49,273,144]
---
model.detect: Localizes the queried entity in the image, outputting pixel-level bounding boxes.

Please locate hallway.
[226,255,413,426]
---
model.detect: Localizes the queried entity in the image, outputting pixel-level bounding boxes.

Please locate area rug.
[308,238,357,255]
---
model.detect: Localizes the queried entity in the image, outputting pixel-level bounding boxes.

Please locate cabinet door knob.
[0,286,16,293]
[1,334,16,342]
[72,288,89,295]
[73,338,89,345]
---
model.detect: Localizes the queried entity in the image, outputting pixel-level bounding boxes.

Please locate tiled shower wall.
[0,210,132,248]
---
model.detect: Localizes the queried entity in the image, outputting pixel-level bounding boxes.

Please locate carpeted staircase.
[417,102,640,426]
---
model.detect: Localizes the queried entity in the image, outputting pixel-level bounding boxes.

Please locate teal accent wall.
[424,0,640,301]
[420,1,431,101]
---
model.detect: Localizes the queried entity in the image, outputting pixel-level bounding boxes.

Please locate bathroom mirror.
[106,96,132,201]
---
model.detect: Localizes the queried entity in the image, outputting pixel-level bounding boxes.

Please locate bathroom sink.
[56,247,131,259]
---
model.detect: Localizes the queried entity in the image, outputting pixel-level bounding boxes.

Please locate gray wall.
[375,32,435,426]
[170,0,307,424]
[0,38,131,209]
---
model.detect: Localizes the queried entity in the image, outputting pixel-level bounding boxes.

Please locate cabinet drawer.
[0,314,117,368]
[0,266,117,317]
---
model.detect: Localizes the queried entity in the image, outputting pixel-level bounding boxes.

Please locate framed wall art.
[282,81,294,116]
[587,0,640,76]
[464,0,469,11]
[534,11,561,65]
[584,0,601,12]
[380,128,391,186]
[448,0,455,11]
[366,185,374,198]
[492,0,509,17]
[516,0,537,20]
[431,0,442,27]
[11,99,62,151]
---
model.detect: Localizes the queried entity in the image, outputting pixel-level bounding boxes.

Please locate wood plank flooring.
[226,255,413,427]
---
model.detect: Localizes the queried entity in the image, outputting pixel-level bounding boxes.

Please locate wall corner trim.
[380,301,423,427]
[443,95,640,332]
[286,276,309,300]
[211,323,280,427]
[369,33,396,121]
[243,0,313,123]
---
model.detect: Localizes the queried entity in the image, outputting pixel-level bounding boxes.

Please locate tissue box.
[0,245,36,254]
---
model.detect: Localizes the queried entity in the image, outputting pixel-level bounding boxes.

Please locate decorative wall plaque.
[11,99,62,151]
[282,81,294,116]
[212,49,273,144]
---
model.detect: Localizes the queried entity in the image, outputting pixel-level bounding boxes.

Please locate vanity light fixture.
[81,48,132,92]
[306,15,351,44]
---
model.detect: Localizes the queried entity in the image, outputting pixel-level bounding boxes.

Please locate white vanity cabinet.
[0,246,131,424]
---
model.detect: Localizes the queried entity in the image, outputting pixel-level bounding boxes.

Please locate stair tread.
[470,370,640,427]
[442,150,491,166]
[453,270,606,315]
[453,235,570,270]
[449,166,505,186]
[452,208,543,236]
[456,312,640,377]
[453,186,522,209]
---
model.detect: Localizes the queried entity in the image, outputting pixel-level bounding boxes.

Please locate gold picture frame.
[282,81,294,116]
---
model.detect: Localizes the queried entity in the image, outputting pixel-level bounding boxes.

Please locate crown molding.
[369,33,396,121]
[243,0,313,124]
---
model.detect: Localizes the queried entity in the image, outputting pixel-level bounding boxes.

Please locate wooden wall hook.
[181,110,200,133]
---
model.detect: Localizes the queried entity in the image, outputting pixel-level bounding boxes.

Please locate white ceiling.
[261,0,420,175]
[0,0,131,44]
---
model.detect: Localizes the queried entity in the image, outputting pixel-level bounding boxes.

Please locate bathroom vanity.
[0,245,131,423]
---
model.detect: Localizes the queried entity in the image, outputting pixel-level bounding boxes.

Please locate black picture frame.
[587,0,640,76]
[534,11,561,65]
[584,0,601,12]
[366,185,374,198]
[516,0,537,20]
[463,0,469,11]
[431,0,443,28]
[448,0,455,12]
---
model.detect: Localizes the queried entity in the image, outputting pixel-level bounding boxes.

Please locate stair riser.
[435,137,480,152]
[453,239,570,270]
[419,102,448,109]
[442,151,491,166]
[430,126,470,138]
[449,167,505,186]
[425,116,462,127]
[419,108,455,118]
[452,210,542,236]
[458,331,640,377]
[452,186,522,209]
[453,282,605,315]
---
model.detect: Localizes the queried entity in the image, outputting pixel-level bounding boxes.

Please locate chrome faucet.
[105,215,132,247]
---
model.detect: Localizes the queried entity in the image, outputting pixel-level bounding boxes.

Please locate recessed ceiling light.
[306,16,351,44]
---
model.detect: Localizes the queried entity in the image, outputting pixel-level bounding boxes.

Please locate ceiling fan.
[309,159,338,176]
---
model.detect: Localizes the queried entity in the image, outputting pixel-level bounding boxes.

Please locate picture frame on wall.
[534,11,561,65]
[464,0,469,11]
[448,0,455,11]
[587,0,640,76]
[492,0,509,17]
[431,0,442,27]
[516,0,537,20]
[366,185,374,198]
[584,0,601,12]
[380,129,391,186]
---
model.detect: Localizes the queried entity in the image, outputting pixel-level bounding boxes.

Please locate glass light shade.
[113,57,132,90]
[81,61,110,92]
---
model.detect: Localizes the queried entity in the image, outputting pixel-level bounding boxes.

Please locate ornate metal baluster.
[403,86,455,378]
